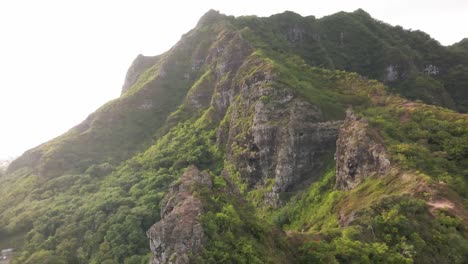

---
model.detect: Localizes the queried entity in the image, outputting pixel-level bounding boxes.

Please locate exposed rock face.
[214,60,341,206]
[208,31,253,117]
[335,109,391,190]
[147,166,212,264]
[121,54,160,95]
[286,25,305,44]
[424,64,440,75]
[251,97,341,206]
[384,64,399,82]
[198,26,342,206]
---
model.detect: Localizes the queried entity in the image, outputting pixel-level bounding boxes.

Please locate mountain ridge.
[1,9,467,264]
[9,9,468,178]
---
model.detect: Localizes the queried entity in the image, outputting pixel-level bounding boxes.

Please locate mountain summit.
[1,9,467,264]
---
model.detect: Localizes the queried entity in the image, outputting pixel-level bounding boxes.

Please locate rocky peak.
[196,9,227,28]
[121,54,160,95]
[147,166,212,264]
[335,109,391,190]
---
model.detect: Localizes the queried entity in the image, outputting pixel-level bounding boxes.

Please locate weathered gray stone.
[335,109,391,190]
[286,25,305,44]
[215,65,340,207]
[147,166,212,264]
[424,64,440,75]
[384,64,399,82]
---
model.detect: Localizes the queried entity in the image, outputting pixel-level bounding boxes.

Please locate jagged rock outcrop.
[121,54,160,95]
[250,96,341,206]
[335,109,391,190]
[215,63,341,206]
[147,166,212,264]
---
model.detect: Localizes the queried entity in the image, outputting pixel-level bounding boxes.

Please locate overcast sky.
[0,0,467,160]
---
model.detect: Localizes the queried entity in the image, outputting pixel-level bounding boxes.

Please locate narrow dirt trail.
[426,200,454,214]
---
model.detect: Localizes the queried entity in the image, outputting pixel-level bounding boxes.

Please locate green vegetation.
[273,167,467,263]
[297,195,467,264]
[359,102,468,199]
[242,16,468,262]
[195,175,290,264]
[234,10,468,112]
[1,9,467,264]
[7,21,222,178]
[272,168,343,231]
[0,104,223,263]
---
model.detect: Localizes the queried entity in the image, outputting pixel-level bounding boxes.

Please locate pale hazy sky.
[0,0,467,160]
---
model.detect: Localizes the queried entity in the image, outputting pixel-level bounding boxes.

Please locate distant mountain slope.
[235,9,468,111]
[1,9,467,264]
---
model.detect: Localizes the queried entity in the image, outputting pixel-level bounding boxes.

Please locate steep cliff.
[213,58,342,206]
